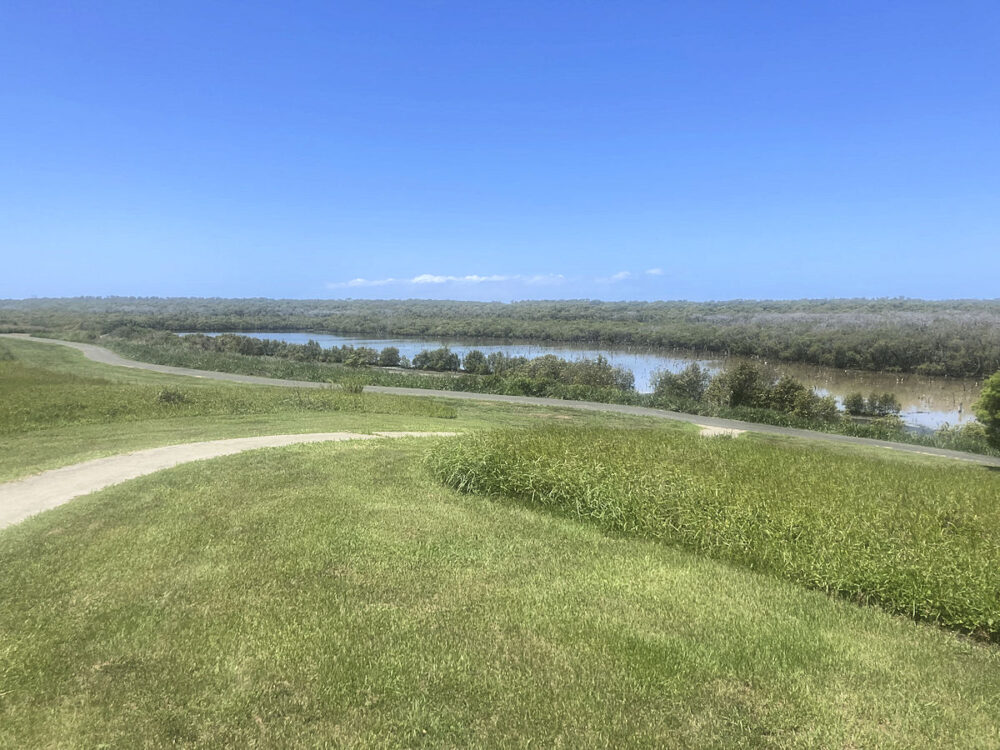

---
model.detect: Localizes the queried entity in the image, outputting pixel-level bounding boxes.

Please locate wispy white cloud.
[597,270,633,283]
[411,273,512,285]
[328,273,565,289]
[341,277,397,288]
[524,273,566,285]
[327,269,666,291]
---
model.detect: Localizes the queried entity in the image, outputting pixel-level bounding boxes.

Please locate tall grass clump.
[337,373,369,394]
[428,426,1000,639]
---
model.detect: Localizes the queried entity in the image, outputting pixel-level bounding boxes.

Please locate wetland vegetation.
[58,328,998,457]
[3,296,999,377]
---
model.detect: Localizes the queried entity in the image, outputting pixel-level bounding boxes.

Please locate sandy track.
[3,334,999,468]
[0,431,455,530]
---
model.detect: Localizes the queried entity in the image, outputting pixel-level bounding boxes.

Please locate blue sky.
[1,1,997,301]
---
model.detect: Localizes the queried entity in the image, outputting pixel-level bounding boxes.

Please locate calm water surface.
[191,332,983,430]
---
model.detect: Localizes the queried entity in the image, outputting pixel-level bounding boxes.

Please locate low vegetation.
[3,440,1000,746]
[10,328,999,456]
[0,358,455,436]
[429,426,1000,640]
[71,332,990,457]
[0,337,667,483]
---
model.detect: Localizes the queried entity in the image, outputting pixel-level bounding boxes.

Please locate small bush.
[377,346,401,368]
[337,374,368,394]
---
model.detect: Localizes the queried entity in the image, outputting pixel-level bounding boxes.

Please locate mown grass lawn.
[2,439,1000,747]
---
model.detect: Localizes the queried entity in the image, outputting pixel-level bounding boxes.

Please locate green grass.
[0,338,689,482]
[0,358,457,435]
[2,439,999,747]
[429,426,1000,640]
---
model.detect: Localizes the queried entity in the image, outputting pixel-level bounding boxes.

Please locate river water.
[188,331,983,430]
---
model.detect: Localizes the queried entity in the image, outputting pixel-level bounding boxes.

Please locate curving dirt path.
[3,334,999,468]
[0,431,456,530]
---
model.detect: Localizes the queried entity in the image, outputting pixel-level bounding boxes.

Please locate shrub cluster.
[115,329,636,392]
[429,427,1000,639]
[653,362,839,423]
[842,391,903,417]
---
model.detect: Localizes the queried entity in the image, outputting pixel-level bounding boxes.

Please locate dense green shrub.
[413,347,461,371]
[702,362,840,423]
[461,349,490,374]
[377,346,401,367]
[344,346,378,367]
[843,391,902,418]
[429,427,1000,639]
[974,371,1000,449]
[843,392,867,415]
[651,363,710,409]
[705,361,773,408]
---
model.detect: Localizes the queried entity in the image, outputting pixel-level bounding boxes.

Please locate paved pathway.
[0,431,456,529]
[4,334,998,468]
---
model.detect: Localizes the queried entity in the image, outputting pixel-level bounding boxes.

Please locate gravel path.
[0,431,456,529]
[4,334,998,468]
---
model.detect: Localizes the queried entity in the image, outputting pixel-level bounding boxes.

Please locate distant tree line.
[2,296,998,378]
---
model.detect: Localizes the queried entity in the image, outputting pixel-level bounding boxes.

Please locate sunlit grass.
[2,440,999,747]
[429,426,1000,639]
[0,359,456,436]
[0,338,688,482]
